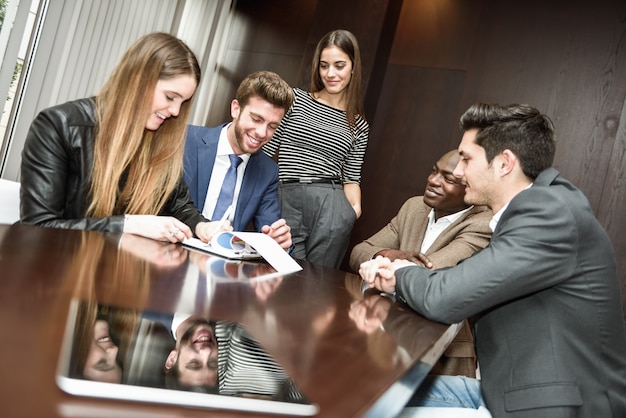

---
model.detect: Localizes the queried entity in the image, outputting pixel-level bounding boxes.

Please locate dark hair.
[310,29,365,130]
[164,364,219,394]
[460,103,556,179]
[236,70,295,113]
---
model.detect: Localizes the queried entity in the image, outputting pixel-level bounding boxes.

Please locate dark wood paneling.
[389,0,483,69]
[596,100,626,321]
[206,0,318,126]
[348,65,467,267]
[363,0,404,122]
[227,0,318,56]
[460,1,626,209]
[457,0,626,320]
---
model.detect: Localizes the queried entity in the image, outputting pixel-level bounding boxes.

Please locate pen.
[215,205,233,232]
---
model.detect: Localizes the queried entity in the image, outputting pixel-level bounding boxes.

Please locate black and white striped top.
[216,322,304,402]
[262,88,369,183]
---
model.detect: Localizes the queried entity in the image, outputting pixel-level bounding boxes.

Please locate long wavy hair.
[310,29,366,132]
[87,32,201,217]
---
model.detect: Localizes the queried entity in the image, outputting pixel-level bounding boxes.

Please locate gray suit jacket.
[395,168,626,417]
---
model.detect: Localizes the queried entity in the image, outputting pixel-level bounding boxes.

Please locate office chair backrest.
[0,179,20,224]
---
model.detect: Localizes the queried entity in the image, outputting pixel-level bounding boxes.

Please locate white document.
[183,231,302,275]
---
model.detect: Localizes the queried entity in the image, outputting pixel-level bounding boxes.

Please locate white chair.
[0,179,20,224]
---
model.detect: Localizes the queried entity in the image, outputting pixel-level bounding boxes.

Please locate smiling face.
[83,319,122,383]
[166,319,218,387]
[319,46,353,96]
[145,74,197,131]
[229,96,286,155]
[423,151,469,219]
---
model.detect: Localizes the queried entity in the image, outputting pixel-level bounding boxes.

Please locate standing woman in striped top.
[263,29,369,268]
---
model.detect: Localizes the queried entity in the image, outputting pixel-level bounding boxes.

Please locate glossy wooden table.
[0,224,459,417]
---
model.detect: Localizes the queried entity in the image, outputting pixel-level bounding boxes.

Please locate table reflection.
[345,274,454,371]
[58,231,307,402]
[61,299,310,405]
[1,223,460,417]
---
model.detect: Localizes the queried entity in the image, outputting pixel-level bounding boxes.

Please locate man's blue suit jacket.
[183,124,280,232]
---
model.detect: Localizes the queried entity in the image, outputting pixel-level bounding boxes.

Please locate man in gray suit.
[360,103,626,417]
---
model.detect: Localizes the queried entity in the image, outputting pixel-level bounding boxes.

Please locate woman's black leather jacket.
[20,97,206,232]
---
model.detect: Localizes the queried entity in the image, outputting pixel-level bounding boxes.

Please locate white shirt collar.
[421,206,473,253]
[429,206,473,225]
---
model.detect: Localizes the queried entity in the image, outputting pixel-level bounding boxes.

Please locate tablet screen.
[56,298,318,416]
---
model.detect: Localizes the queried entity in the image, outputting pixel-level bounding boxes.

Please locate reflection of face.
[145,75,197,131]
[454,129,496,208]
[319,46,353,95]
[423,152,468,218]
[83,319,122,383]
[168,319,218,387]
[229,96,285,155]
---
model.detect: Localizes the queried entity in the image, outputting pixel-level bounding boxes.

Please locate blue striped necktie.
[213,154,242,220]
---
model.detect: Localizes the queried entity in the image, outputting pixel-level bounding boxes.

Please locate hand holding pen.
[213,205,234,233]
[195,205,234,242]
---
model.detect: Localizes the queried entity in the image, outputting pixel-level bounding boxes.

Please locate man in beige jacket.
[350,149,492,377]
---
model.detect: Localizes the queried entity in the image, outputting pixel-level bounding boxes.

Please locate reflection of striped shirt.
[262,88,369,183]
[216,322,303,402]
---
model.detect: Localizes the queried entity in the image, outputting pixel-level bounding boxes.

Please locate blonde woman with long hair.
[21,32,220,242]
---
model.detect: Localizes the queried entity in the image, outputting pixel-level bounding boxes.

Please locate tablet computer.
[56,299,318,416]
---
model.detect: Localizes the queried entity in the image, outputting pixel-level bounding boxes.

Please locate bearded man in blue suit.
[184,71,294,249]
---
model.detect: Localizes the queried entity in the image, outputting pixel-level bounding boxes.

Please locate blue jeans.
[406,375,487,409]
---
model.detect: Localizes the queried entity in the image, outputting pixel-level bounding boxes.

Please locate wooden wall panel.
[596,100,626,320]
[347,0,484,268]
[349,66,467,257]
[389,0,482,69]
[459,1,626,211]
[457,0,626,320]
[206,0,318,126]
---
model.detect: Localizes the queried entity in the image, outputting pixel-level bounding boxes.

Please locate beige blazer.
[349,196,492,377]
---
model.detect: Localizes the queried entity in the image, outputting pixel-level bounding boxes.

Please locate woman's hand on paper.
[261,218,292,250]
